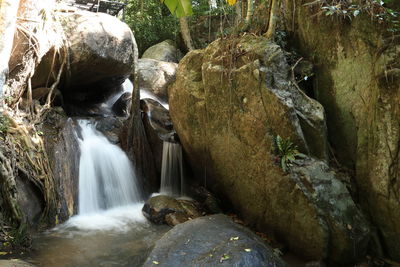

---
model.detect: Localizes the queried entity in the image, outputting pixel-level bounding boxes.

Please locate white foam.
[58,203,146,232]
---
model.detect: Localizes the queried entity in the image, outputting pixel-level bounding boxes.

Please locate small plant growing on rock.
[0,114,10,135]
[275,135,304,172]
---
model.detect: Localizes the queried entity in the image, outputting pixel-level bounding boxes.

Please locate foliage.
[125,0,179,55]
[9,223,31,249]
[161,0,193,17]
[0,114,10,135]
[275,135,304,172]
[306,0,400,32]
[187,0,237,48]
[226,0,237,5]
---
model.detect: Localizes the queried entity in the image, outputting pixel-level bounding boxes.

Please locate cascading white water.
[102,79,133,112]
[140,89,169,110]
[78,120,141,214]
[160,141,185,196]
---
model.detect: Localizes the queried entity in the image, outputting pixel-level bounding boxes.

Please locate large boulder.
[281,2,400,260]
[143,214,288,267]
[31,10,137,113]
[169,36,369,263]
[138,58,178,103]
[142,40,183,63]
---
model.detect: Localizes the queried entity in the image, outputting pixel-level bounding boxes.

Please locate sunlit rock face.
[138,58,178,103]
[142,39,183,63]
[30,10,137,115]
[169,35,370,264]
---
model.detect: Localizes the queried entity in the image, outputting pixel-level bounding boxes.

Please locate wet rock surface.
[143,214,288,267]
[42,108,80,222]
[140,98,175,176]
[142,195,202,226]
[112,92,132,117]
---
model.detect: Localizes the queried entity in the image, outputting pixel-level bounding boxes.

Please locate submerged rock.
[138,58,178,103]
[142,40,183,63]
[143,214,288,267]
[142,195,202,226]
[169,36,369,263]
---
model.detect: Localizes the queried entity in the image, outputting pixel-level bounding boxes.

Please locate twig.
[291,57,303,91]
[45,55,65,108]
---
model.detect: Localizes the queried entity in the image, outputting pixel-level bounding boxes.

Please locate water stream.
[160,141,185,197]
[78,120,141,214]
[25,93,171,266]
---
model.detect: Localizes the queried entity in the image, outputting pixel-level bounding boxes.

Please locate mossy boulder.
[282,0,400,260]
[169,36,369,263]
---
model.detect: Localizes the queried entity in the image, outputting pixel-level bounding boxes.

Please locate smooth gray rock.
[142,40,183,63]
[143,214,288,267]
[138,58,178,103]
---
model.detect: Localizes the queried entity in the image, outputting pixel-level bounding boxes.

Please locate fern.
[275,135,304,172]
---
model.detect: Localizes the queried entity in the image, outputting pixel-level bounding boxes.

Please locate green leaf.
[286,155,295,162]
[281,157,287,172]
[161,0,193,18]
[220,254,230,262]
[276,135,283,152]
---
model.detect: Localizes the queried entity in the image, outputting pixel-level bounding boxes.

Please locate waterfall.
[140,89,169,110]
[102,79,133,113]
[160,141,185,196]
[78,120,141,214]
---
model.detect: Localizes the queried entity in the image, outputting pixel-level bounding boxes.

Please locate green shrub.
[0,114,9,135]
[275,135,305,172]
[125,0,179,55]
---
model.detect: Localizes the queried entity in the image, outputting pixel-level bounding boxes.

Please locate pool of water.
[24,204,170,267]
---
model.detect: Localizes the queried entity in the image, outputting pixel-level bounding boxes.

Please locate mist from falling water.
[160,141,185,196]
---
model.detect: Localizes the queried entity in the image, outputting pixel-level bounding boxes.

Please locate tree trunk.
[264,0,279,40]
[245,0,253,23]
[0,0,20,102]
[180,17,194,51]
